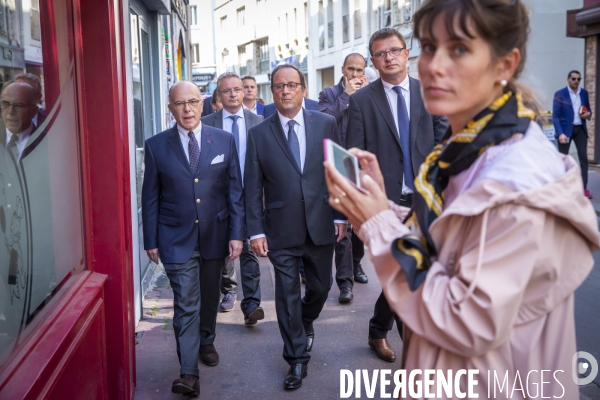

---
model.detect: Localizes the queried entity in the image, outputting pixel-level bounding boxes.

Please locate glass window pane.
[0,0,85,370]
[354,10,361,39]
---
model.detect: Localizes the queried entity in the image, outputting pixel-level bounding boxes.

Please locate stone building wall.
[585,35,597,163]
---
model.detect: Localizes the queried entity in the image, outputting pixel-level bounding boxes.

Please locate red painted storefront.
[0,0,136,399]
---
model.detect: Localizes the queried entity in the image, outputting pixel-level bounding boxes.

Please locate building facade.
[213,0,310,104]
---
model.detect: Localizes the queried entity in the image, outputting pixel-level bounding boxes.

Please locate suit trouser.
[163,246,225,377]
[269,236,334,365]
[368,197,410,340]
[218,240,261,316]
[558,125,588,188]
[351,229,365,269]
[334,229,353,289]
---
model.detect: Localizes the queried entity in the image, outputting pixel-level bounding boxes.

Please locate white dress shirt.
[5,125,33,161]
[222,107,247,180]
[569,86,582,125]
[242,102,258,115]
[176,123,202,162]
[381,75,412,194]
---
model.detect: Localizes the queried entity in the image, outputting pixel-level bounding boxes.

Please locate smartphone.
[324,139,361,189]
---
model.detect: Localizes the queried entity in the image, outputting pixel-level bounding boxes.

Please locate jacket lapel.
[270,116,302,175]
[302,110,315,173]
[196,125,212,175]
[408,77,422,152]
[370,79,401,148]
[168,126,192,173]
[213,110,224,130]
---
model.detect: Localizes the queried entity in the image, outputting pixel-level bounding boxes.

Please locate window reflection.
[0,0,84,370]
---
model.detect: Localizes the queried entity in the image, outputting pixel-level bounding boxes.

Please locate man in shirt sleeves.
[244,64,346,390]
[142,81,244,397]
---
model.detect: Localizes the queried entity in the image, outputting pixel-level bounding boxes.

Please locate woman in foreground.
[325,0,599,398]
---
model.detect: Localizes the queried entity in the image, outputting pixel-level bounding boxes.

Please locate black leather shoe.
[304,322,314,352]
[354,265,368,284]
[284,363,307,390]
[244,305,265,326]
[172,374,200,396]
[339,287,353,303]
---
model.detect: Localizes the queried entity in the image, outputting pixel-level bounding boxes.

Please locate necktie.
[392,86,414,190]
[188,131,200,172]
[287,120,301,170]
[228,115,240,155]
[7,133,18,162]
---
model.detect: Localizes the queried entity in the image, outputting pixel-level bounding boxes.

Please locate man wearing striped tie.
[142,81,245,397]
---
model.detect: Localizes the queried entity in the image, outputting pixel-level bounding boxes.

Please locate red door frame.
[0,0,136,398]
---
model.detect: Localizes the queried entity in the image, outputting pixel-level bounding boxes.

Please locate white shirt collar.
[569,86,581,96]
[277,108,305,131]
[381,74,410,93]
[243,102,257,113]
[5,124,33,145]
[176,122,202,139]
[222,107,244,118]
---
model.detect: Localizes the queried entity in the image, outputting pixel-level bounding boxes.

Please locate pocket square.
[211,154,224,164]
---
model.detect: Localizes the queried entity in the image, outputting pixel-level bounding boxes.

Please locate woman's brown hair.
[413,0,531,95]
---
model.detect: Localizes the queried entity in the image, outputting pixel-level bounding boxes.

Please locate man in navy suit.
[242,75,265,116]
[245,64,346,390]
[142,81,245,396]
[317,53,371,304]
[553,70,593,198]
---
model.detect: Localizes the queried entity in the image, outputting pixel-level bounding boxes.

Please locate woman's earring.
[500,79,508,87]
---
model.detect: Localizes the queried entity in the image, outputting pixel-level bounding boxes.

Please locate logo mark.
[572,351,599,385]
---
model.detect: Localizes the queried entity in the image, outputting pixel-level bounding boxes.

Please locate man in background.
[553,70,593,199]
[317,53,370,304]
[241,75,265,116]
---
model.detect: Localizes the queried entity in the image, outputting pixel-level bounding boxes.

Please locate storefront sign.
[172,0,187,28]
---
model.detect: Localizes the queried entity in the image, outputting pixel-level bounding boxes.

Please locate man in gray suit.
[201,73,265,344]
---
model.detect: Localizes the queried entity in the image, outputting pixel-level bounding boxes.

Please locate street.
[134,236,600,400]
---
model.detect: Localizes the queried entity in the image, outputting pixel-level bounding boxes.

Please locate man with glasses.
[345,28,447,363]
[553,70,593,199]
[317,53,371,304]
[202,72,264,333]
[245,64,346,390]
[142,81,245,397]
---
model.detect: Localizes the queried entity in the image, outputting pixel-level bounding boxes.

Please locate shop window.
[0,0,85,371]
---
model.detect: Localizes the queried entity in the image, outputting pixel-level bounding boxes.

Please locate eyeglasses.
[273,82,302,92]
[220,87,243,95]
[172,99,201,109]
[372,47,405,60]
[0,101,35,111]
[570,77,581,81]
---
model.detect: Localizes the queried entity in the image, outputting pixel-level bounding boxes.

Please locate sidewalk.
[134,254,402,400]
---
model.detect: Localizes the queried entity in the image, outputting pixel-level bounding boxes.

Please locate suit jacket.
[263,98,318,119]
[142,124,245,263]
[345,77,448,204]
[552,87,591,138]
[318,78,350,146]
[255,102,265,116]
[245,109,343,250]
[202,96,215,117]
[201,108,264,135]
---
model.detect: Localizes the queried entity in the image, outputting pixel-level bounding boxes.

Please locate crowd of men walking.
[140,24,593,397]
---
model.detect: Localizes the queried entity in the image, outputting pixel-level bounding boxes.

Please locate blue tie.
[287,120,301,170]
[392,86,414,190]
[228,115,240,155]
[188,131,201,172]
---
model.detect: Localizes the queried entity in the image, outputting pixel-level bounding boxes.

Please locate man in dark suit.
[263,91,318,118]
[317,53,370,303]
[345,28,447,363]
[241,75,265,116]
[142,81,245,396]
[13,73,46,127]
[553,70,593,198]
[202,72,265,332]
[245,64,346,390]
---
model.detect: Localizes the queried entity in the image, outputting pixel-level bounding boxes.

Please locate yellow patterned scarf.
[392,91,535,290]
